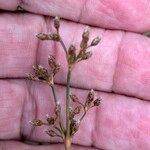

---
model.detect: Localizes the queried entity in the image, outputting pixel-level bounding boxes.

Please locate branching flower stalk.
[27,16,101,150]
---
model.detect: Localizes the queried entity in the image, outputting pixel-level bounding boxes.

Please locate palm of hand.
[0,1,150,150]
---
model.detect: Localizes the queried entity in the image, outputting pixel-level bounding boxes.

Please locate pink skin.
[0,1,150,150]
[1,0,150,32]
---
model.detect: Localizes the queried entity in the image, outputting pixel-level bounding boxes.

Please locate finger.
[0,141,98,150]
[0,13,149,100]
[0,80,150,149]
[0,0,150,32]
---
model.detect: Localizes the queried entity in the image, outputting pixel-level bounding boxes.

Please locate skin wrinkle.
[0,13,149,101]
[43,16,57,61]
[0,0,150,32]
[0,141,100,150]
[94,29,123,92]
[18,0,23,8]
[77,0,87,23]
[19,0,29,10]
[90,29,109,147]
[102,1,122,30]
[35,15,47,66]
[0,78,150,149]
[19,82,28,140]
[24,81,40,140]
[111,31,126,91]
[9,80,25,140]
[20,81,35,140]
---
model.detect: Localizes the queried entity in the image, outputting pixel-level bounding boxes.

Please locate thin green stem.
[57,28,72,149]
[54,126,65,139]
[66,69,71,139]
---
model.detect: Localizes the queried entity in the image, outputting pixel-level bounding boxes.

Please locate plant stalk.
[64,136,72,150]
[51,85,65,134]
[66,68,72,147]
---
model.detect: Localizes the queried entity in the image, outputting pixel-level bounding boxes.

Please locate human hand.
[0,1,150,150]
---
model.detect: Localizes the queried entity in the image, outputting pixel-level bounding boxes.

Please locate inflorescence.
[27,16,101,148]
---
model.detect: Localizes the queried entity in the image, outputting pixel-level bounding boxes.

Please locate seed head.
[91,37,101,46]
[50,33,60,41]
[55,104,61,116]
[85,89,95,109]
[73,106,81,115]
[46,116,55,125]
[68,44,76,55]
[87,89,94,102]
[36,33,48,40]
[80,26,90,50]
[68,44,76,64]
[70,119,80,136]
[45,130,57,137]
[82,26,90,42]
[93,98,101,106]
[54,16,60,30]
[48,55,60,75]
[29,119,43,126]
[33,65,50,81]
[70,93,79,102]
[81,51,92,60]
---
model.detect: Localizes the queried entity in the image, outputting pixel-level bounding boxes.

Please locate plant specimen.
[27,16,101,150]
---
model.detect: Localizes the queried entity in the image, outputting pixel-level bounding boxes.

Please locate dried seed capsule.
[29,119,43,126]
[85,89,94,109]
[82,26,90,42]
[48,55,56,68]
[87,89,94,102]
[70,119,80,136]
[26,73,37,81]
[93,98,101,106]
[90,37,101,46]
[80,26,90,50]
[36,33,60,41]
[68,44,76,54]
[81,51,92,60]
[33,65,49,81]
[48,55,60,75]
[68,44,76,64]
[45,130,57,137]
[46,116,55,125]
[50,33,60,41]
[55,104,61,117]
[73,106,81,115]
[70,93,79,102]
[36,33,49,40]
[54,16,60,30]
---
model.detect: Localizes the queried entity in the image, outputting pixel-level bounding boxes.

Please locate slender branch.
[54,126,65,139]
[59,39,68,57]
[43,123,49,126]
[80,110,86,121]
[76,101,84,107]
[66,69,71,139]
[56,28,68,57]
[58,31,72,149]
[52,130,63,138]
[51,85,65,133]
[51,86,57,104]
